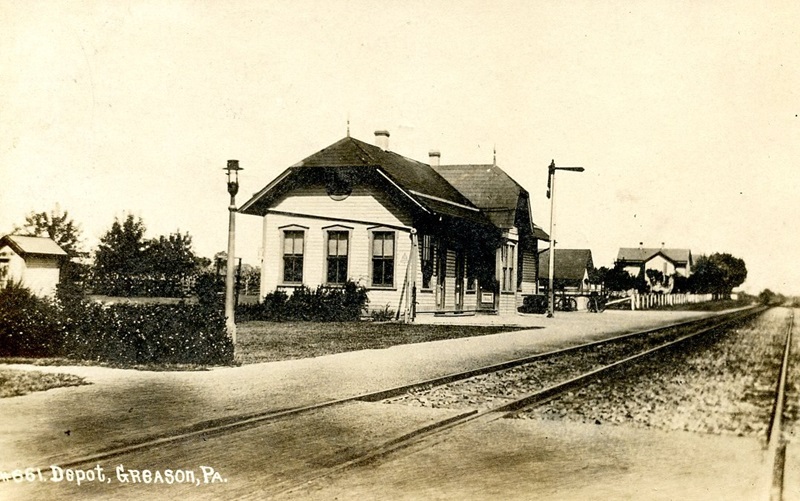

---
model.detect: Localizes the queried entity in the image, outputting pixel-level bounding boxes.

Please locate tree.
[91,214,149,295]
[13,205,84,258]
[92,215,205,296]
[708,253,747,295]
[94,214,148,278]
[672,273,690,293]
[689,253,747,296]
[144,232,200,280]
[601,263,644,291]
[240,264,261,295]
[645,269,665,289]
[587,266,607,289]
[758,288,784,306]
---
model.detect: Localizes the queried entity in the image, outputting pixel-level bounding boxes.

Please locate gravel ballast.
[385,307,788,441]
[519,307,790,439]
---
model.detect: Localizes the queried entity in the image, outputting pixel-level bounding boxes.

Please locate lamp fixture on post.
[546,159,584,318]
[224,159,243,344]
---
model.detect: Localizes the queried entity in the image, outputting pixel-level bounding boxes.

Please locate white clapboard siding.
[522,250,537,282]
[271,184,413,227]
[260,212,411,312]
[20,257,61,296]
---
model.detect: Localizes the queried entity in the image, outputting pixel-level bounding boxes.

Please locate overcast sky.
[2,1,799,294]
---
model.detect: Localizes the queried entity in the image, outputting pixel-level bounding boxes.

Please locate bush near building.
[0,282,233,365]
[236,281,369,322]
[0,281,65,358]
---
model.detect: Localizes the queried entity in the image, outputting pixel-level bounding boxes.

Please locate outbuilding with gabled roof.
[0,235,67,296]
[538,248,594,292]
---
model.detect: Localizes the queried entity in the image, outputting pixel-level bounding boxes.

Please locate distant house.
[0,235,67,296]
[239,131,549,318]
[538,248,595,294]
[616,246,693,292]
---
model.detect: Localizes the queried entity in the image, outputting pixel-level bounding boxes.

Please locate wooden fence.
[630,292,714,310]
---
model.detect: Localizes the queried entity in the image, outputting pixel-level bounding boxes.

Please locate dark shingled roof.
[617,247,692,264]
[538,249,594,281]
[240,136,487,223]
[433,163,548,239]
[292,136,476,210]
[432,164,523,213]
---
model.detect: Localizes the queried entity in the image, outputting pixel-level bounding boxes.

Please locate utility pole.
[546,160,584,317]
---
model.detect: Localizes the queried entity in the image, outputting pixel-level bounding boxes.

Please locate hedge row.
[0,282,233,365]
[88,273,189,298]
[236,281,369,322]
[63,302,232,365]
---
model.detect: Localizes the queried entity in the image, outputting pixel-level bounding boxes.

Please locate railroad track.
[36,306,762,500]
[269,306,764,497]
[767,308,795,501]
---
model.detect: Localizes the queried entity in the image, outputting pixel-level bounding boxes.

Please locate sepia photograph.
[1,1,799,499]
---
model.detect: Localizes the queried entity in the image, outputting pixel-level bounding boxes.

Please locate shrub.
[237,289,288,322]
[89,273,188,298]
[0,281,65,357]
[370,305,395,322]
[194,271,224,307]
[236,281,369,322]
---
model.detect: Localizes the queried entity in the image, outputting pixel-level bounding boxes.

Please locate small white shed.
[0,235,68,296]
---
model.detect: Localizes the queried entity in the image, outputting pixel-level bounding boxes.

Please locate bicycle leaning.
[553,294,578,312]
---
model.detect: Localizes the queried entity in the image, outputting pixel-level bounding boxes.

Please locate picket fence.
[629,292,715,310]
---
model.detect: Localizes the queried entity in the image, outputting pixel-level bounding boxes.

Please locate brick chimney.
[374,130,390,150]
[429,150,441,167]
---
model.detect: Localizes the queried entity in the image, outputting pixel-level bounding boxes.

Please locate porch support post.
[404,229,419,322]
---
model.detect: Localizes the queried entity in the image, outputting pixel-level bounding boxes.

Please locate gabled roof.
[538,248,593,281]
[296,137,473,206]
[240,136,487,224]
[433,163,548,240]
[617,247,692,265]
[432,164,523,212]
[0,235,67,257]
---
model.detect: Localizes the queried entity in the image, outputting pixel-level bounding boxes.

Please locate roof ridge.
[347,136,381,164]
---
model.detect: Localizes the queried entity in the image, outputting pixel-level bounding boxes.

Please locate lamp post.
[224,160,243,343]
[546,159,584,318]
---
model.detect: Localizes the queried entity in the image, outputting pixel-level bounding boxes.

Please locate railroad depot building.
[0,235,67,296]
[239,131,549,318]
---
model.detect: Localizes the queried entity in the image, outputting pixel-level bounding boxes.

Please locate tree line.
[589,254,748,296]
[2,206,770,301]
[10,206,259,298]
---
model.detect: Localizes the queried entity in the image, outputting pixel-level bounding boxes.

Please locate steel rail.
[50,306,761,472]
[767,309,794,501]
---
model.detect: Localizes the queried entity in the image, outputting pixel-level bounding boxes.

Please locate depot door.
[454,250,465,312]
[435,246,446,311]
